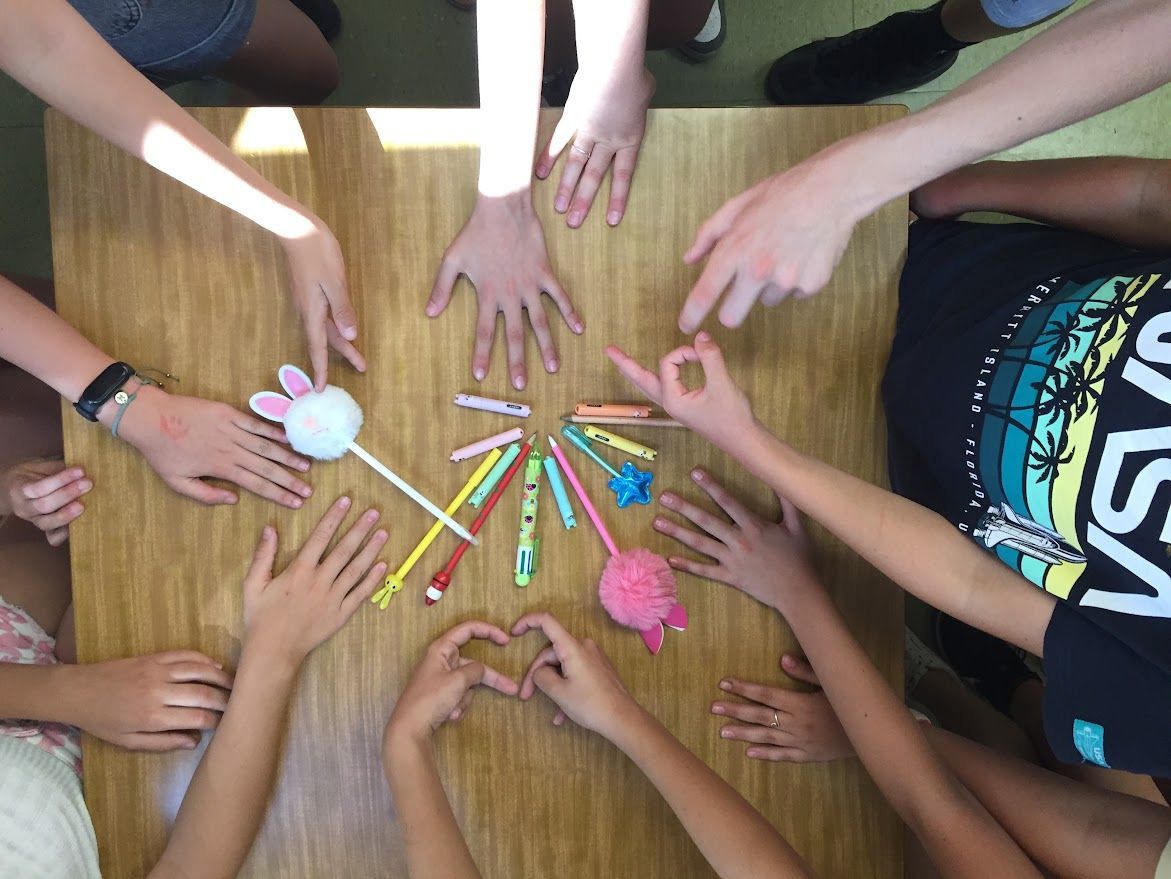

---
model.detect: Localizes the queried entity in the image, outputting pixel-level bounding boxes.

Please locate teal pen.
[560,424,621,477]
[542,453,576,529]
[469,441,522,507]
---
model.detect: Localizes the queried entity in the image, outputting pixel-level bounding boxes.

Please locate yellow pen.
[372,448,501,610]
[582,425,657,461]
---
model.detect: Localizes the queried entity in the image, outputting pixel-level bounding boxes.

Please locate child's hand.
[65,650,233,751]
[712,655,853,764]
[383,621,519,750]
[605,333,756,452]
[427,193,585,391]
[242,497,388,666]
[513,612,640,740]
[281,216,366,391]
[0,459,91,545]
[654,469,818,610]
[117,384,314,509]
[534,66,655,228]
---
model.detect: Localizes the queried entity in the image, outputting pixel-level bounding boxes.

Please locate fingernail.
[184,739,197,749]
[574,322,584,334]
[513,375,526,390]
[298,461,310,472]
[653,517,666,528]
[568,211,583,226]
[364,509,379,522]
[374,529,388,542]
[711,704,724,714]
[343,325,357,340]
[607,211,620,225]
[473,368,485,381]
[339,496,352,509]
[376,562,388,572]
[214,662,224,669]
[262,525,274,538]
[546,359,558,373]
[720,728,732,738]
[291,498,303,509]
[692,470,703,482]
[660,493,675,506]
[696,331,711,343]
[78,480,93,492]
[425,304,439,317]
[719,680,731,691]
[555,197,568,212]
[300,486,312,497]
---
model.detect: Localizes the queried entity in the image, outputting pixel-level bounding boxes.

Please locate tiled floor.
[2,0,1169,279]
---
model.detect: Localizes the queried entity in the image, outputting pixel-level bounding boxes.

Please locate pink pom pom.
[598,548,677,631]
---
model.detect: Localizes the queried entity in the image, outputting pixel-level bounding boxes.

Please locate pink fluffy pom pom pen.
[546,436,687,654]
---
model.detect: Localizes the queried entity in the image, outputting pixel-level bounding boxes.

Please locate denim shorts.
[68,0,257,85]
[980,0,1074,28]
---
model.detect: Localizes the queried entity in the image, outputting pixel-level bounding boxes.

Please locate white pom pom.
[283,386,364,460]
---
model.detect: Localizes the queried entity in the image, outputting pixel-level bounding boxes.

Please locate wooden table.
[47,106,906,878]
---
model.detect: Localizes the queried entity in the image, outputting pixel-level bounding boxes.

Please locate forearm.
[149,644,298,879]
[0,275,114,401]
[731,422,1054,656]
[779,587,1039,878]
[0,0,315,240]
[474,0,544,198]
[571,0,649,80]
[925,726,1171,878]
[829,0,1171,222]
[612,706,812,879]
[927,158,1171,249]
[383,734,481,879]
[0,663,78,725]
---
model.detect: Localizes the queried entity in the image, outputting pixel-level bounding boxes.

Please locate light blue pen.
[469,441,522,507]
[542,453,576,529]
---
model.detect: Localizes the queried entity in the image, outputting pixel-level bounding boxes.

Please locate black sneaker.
[934,612,1040,716]
[680,0,726,62]
[290,0,342,42]
[765,10,959,105]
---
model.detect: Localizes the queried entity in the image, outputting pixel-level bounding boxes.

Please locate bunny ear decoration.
[279,364,314,398]
[250,391,292,422]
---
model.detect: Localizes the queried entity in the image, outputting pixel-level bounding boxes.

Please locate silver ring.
[771,711,780,728]
[571,143,592,158]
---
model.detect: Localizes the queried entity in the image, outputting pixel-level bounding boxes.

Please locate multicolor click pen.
[514,449,542,587]
[542,454,576,529]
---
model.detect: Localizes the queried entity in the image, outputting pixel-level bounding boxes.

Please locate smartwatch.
[74,362,135,422]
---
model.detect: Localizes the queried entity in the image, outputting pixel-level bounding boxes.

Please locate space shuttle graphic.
[973,502,1087,565]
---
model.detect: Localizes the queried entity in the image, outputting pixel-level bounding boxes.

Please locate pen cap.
[560,424,593,451]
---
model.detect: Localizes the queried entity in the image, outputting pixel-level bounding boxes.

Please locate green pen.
[469,441,521,507]
[514,449,542,587]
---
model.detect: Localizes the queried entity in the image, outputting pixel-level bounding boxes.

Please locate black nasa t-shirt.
[883,219,1171,776]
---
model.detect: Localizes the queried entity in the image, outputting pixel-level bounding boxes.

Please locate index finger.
[680,256,736,334]
[298,496,353,564]
[301,302,330,392]
[22,467,84,500]
[604,346,663,406]
[511,612,580,655]
[439,620,512,650]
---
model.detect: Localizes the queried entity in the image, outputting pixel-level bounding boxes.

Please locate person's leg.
[926,725,1171,877]
[0,523,72,640]
[214,0,339,104]
[765,0,1076,105]
[912,668,1038,763]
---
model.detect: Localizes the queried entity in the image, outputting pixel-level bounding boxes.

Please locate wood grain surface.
[46,106,906,878]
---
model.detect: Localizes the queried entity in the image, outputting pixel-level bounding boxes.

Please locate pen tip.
[559,415,570,422]
[547,435,558,447]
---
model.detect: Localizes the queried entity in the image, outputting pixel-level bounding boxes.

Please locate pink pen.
[454,393,531,418]
[546,436,619,557]
[451,427,526,462]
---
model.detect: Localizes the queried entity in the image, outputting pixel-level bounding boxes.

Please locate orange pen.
[573,403,652,419]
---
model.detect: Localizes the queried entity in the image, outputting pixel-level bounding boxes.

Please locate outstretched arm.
[382,621,521,879]
[912,158,1171,250]
[678,0,1171,332]
[426,0,583,391]
[148,498,387,879]
[607,335,1056,657]
[0,0,362,388]
[513,612,814,879]
[652,476,1041,877]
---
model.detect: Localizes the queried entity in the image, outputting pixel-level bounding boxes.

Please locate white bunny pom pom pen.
[250,365,477,545]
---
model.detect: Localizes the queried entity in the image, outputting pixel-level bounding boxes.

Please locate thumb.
[781,653,820,687]
[532,664,569,704]
[243,525,278,597]
[174,477,237,506]
[693,331,731,384]
[774,491,804,534]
